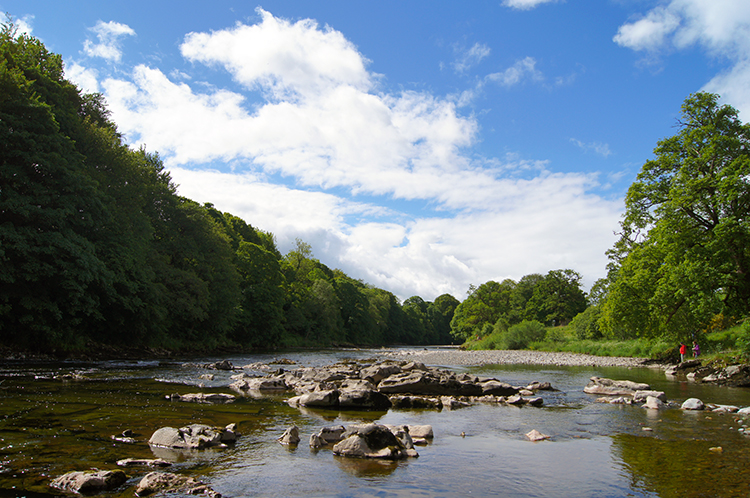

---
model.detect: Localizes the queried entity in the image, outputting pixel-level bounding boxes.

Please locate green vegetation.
[0,25,459,354]
[3,25,749,360]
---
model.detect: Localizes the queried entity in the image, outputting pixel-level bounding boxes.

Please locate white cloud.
[453,42,491,73]
[614,0,750,116]
[570,138,612,158]
[170,168,622,301]
[65,62,99,93]
[13,14,34,36]
[83,20,135,62]
[502,0,560,10]
[486,57,543,87]
[97,9,623,300]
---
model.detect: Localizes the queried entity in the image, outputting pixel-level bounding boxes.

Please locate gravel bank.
[383,348,658,368]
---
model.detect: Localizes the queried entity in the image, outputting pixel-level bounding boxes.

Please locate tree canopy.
[600,92,750,339]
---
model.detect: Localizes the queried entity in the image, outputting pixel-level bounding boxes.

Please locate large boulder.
[338,388,392,410]
[584,377,650,396]
[297,389,340,407]
[135,472,219,497]
[643,396,666,410]
[377,370,482,396]
[360,363,402,383]
[51,470,127,494]
[332,424,418,459]
[278,426,300,446]
[148,424,238,450]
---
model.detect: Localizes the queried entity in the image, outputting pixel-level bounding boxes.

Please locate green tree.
[450,280,516,341]
[524,269,588,326]
[427,294,460,344]
[601,92,750,339]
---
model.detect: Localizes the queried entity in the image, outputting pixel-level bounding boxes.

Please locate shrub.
[570,306,603,340]
[502,320,546,350]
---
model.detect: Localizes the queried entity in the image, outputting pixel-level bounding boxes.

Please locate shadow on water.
[1,350,749,497]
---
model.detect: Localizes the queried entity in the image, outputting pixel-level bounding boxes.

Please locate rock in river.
[148,423,239,450]
[584,376,650,396]
[51,469,127,494]
[135,471,220,497]
[332,424,418,459]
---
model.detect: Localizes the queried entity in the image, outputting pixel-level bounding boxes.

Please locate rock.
[596,396,633,404]
[506,394,525,405]
[584,377,650,396]
[480,380,518,396]
[377,370,482,397]
[360,363,402,383]
[117,458,172,467]
[333,424,418,459]
[298,389,339,407]
[737,407,750,415]
[439,396,471,410]
[148,424,238,450]
[407,425,434,440]
[135,471,220,497]
[169,393,236,403]
[681,398,705,410]
[525,429,550,442]
[338,388,392,410]
[230,376,287,392]
[526,396,544,407]
[199,374,215,381]
[51,470,127,494]
[389,395,442,409]
[708,446,723,453]
[643,396,665,410]
[309,426,346,448]
[213,360,233,371]
[278,426,300,446]
[633,390,667,403]
[711,404,739,413]
[526,381,553,391]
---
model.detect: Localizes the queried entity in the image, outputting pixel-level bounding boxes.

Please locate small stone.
[525,429,550,442]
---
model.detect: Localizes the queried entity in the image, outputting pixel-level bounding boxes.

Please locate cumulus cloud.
[96,9,622,300]
[83,20,135,62]
[614,0,750,116]
[502,0,561,10]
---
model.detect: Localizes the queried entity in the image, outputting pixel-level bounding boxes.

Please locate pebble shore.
[383,348,657,368]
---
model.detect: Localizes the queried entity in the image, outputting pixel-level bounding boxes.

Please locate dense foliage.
[0,27,459,353]
[449,270,587,342]
[600,93,750,341]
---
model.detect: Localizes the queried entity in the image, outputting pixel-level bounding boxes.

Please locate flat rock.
[525,429,550,442]
[117,458,172,468]
[584,376,650,396]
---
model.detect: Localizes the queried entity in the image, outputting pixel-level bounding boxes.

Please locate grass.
[463,322,750,362]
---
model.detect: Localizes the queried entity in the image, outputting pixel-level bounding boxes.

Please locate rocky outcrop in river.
[227,359,551,411]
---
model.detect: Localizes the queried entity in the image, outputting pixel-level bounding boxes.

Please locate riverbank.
[382,348,659,368]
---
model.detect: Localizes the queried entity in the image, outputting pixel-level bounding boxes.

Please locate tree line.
[6,26,744,354]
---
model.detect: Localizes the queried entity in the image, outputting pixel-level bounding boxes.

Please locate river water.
[1,348,749,498]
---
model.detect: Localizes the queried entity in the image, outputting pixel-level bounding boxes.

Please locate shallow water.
[1,349,749,498]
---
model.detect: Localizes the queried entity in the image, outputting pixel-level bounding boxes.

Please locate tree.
[450,280,515,341]
[601,92,750,339]
[524,269,587,326]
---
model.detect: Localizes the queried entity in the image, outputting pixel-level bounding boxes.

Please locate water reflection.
[1,349,750,497]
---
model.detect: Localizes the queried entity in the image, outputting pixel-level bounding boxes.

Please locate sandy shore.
[382,348,659,368]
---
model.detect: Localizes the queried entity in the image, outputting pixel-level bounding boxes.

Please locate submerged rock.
[168,393,236,404]
[51,469,127,494]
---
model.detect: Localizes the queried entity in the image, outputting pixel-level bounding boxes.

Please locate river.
[1,348,749,498]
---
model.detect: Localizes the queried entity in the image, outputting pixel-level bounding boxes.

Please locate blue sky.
[6,0,750,301]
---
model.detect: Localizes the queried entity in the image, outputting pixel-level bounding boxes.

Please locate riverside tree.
[600,92,750,339]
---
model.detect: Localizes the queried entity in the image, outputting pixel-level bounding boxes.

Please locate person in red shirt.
[679,343,687,362]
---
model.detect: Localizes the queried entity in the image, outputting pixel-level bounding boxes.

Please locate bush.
[570,306,603,340]
[502,320,546,350]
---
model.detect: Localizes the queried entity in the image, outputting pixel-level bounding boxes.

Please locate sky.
[5,0,750,302]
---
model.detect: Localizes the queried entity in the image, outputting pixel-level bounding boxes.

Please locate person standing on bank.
[679,343,687,362]
[692,341,700,358]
